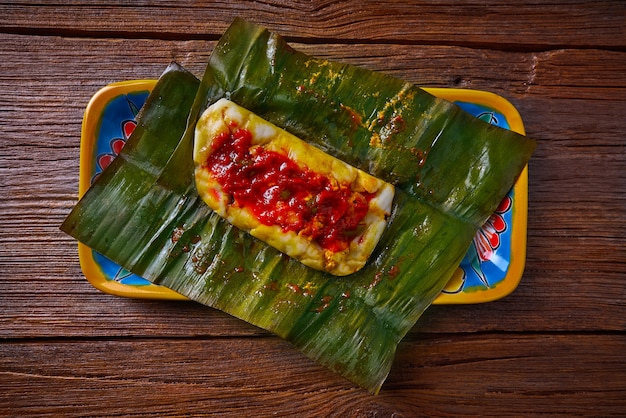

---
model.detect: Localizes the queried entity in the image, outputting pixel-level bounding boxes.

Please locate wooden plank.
[1,334,624,415]
[1,1,624,49]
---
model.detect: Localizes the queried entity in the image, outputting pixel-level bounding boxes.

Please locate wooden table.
[2,2,625,416]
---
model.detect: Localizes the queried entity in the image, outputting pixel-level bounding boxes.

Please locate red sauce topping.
[204,127,372,252]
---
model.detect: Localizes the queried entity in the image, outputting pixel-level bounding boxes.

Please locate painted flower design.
[444,194,512,294]
[473,195,511,261]
[91,119,136,184]
[477,111,499,126]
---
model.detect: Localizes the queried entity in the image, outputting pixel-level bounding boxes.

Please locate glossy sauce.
[204,126,372,252]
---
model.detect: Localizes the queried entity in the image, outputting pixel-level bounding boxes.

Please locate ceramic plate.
[77,80,529,304]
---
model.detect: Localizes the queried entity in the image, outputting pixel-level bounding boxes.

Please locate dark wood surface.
[1,1,625,416]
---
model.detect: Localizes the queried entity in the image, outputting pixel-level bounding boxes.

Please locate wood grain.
[1,1,624,415]
[1,1,624,49]
[2,335,625,416]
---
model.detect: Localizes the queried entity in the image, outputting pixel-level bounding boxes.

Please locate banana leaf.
[62,64,203,271]
[62,19,535,394]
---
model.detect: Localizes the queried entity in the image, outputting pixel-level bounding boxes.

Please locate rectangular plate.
[77,80,529,304]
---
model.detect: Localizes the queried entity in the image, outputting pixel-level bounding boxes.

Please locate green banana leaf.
[62,19,535,394]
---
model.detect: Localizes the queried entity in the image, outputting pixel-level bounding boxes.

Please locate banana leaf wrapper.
[62,20,535,394]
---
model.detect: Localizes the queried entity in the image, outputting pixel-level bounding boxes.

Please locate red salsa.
[204,126,372,252]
